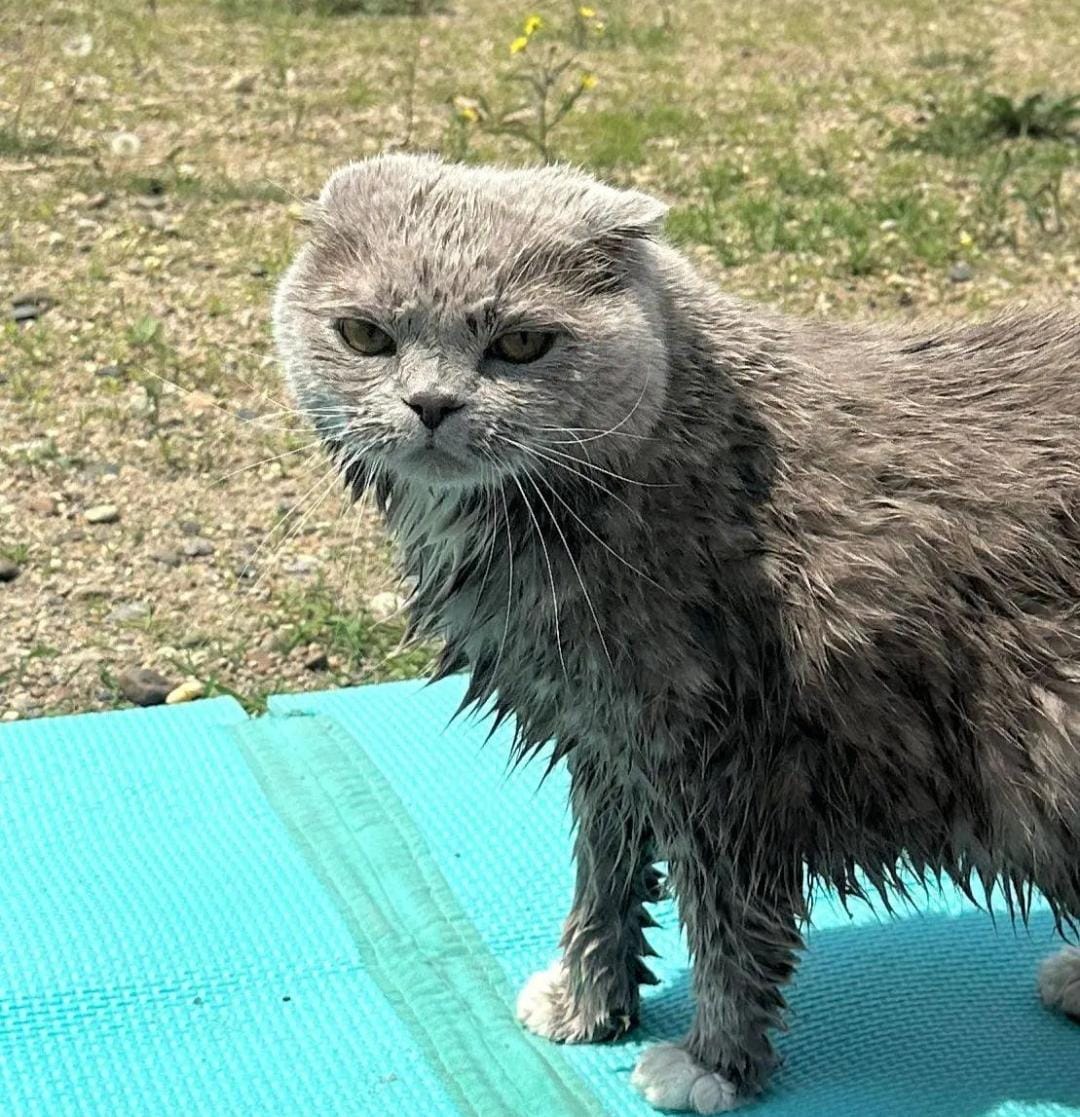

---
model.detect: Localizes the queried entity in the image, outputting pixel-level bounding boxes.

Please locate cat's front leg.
[518,751,659,1044]
[632,845,802,1113]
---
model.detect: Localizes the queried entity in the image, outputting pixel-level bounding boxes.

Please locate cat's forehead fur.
[302,153,668,306]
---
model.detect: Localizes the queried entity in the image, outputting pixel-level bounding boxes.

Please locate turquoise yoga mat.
[0,677,1077,1116]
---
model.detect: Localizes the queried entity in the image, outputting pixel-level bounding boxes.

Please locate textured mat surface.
[1,680,1078,1116]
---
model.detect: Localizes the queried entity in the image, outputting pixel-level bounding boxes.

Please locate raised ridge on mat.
[236,711,606,1117]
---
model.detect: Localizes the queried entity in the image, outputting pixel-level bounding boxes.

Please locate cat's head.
[273,153,672,495]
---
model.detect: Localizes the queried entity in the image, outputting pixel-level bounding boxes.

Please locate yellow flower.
[580,72,598,90]
[958,229,973,247]
[458,106,479,123]
[523,14,543,35]
[510,35,529,54]
[593,20,605,33]
[578,5,596,17]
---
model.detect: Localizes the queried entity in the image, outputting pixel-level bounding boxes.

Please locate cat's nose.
[403,390,465,431]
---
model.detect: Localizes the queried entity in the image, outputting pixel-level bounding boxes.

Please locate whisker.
[508,471,566,678]
[227,448,351,619]
[495,434,673,490]
[528,466,670,596]
[494,437,641,520]
[536,364,655,448]
[521,466,611,666]
[492,480,516,684]
[210,439,323,486]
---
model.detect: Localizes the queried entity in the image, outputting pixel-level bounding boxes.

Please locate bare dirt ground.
[1,0,1078,717]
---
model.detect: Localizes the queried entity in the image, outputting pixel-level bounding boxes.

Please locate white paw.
[1039,947,1080,1018]
[631,1043,741,1113]
[516,960,569,1039]
[517,958,634,1043]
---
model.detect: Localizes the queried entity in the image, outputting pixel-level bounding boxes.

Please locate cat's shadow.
[633,908,1080,1117]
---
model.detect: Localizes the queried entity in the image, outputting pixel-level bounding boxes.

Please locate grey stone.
[182,537,215,557]
[85,503,120,524]
[117,666,176,707]
[108,601,151,624]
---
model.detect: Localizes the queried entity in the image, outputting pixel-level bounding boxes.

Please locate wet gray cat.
[273,153,1080,1112]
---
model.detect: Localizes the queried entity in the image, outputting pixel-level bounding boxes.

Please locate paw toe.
[631,1043,740,1113]
[1039,947,1080,1020]
[516,961,567,1038]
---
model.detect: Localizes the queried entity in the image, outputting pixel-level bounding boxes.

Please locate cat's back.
[779,308,1080,497]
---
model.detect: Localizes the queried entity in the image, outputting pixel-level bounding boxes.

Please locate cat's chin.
[391,444,485,491]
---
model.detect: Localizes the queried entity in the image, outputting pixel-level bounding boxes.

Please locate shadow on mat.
[636,908,1080,1117]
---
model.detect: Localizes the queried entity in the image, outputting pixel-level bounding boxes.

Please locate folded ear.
[582,185,670,242]
[526,163,669,242]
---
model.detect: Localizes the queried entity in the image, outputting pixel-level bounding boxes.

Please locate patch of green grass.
[103,170,292,205]
[570,103,700,169]
[1,544,31,565]
[667,153,963,276]
[0,127,68,158]
[344,78,374,109]
[894,87,1080,156]
[912,48,992,74]
[982,91,1080,140]
[274,580,436,680]
[590,8,677,53]
[215,0,441,16]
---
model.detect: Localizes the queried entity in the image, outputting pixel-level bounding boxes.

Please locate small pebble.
[0,559,20,583]
[303,647,329,672]
[108,601,151,624]
[182,537,215,557]
[152,549,182,568]
[94,364,123,379]
[118,666,175,707]
[224,70,258,94]
[165,679,204,705]
[85,504,120,524]
[285,555,317,575]
[10,291,55,322]
[949,261,973,284]
[26,495,58,515]
[179,520,202,537]
[72,583,111,600]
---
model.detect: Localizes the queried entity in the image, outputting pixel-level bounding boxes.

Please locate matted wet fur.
[273,153,1080,1111]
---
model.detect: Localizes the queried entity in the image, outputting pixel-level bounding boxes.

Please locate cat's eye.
[336,318,396,357]
[486,330,556,365]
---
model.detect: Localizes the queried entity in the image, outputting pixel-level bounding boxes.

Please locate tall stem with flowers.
[450,9,604,163]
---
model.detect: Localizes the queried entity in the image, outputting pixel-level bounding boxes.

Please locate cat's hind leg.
[1039,947,1080,1022]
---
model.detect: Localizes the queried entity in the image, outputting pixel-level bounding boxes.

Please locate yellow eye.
[336,318,395,356]
[487,330,555,364]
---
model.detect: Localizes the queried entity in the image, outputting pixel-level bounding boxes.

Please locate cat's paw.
[516,959,635,1044]
[1039,947,1080,1021]
[631,1044,741,1114]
